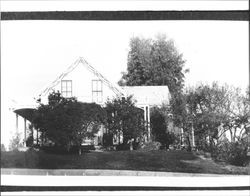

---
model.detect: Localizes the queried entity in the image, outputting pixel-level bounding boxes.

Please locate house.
[11,57,171,147]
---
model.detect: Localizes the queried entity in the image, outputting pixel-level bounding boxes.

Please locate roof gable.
[39,57,124,98]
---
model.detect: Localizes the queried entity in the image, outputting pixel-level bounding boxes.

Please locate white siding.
[41,63,118,105]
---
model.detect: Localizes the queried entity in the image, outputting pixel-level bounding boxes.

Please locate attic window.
[92,80,103,103]
[61,80,72,98]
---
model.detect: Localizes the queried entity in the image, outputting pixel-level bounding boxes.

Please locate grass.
[1,149,249,175]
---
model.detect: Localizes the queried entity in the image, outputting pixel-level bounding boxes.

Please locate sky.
[1,20,249,146]
[2,20,249,103]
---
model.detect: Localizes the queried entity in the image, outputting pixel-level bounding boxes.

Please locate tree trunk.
[186,136,191,151]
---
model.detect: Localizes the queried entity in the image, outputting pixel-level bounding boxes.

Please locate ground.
[1,150,249,175]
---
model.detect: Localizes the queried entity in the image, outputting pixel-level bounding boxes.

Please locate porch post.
[191,123,195,148]
[31,123,34,146]
[16,113,19,132]
[24,118,27,147]
[147,106,151,141]
[143,106,147,141]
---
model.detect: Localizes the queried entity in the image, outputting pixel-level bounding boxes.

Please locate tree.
[170,82,250,151]
[33,91,106,154]
[169,91,194,150]
[105,96,145,146]
[119,34,188,93]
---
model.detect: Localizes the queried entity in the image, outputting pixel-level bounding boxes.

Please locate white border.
[2,175,250,187]
[1,1,249,194]
[1,0,249,12]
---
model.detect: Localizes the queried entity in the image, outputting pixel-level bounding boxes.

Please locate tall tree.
[119,35,188,93]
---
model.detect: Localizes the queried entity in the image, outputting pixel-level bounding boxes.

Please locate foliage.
[105,95,145,145]
[119,34,188,93]
[150,106,176,149]
[33,91,106,152]
[1,144,6,152]
[116,143,130,151]
[169,91,194,150]
[139,141,162,151]
[9,131,23,151]
[170,82,250,151]
[212,141,249,166]
[102,132,114,147]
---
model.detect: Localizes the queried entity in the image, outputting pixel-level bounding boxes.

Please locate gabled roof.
[39,57,124,98]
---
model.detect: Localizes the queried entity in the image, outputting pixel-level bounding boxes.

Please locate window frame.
[61,80,72,98]
[92,79,103,103]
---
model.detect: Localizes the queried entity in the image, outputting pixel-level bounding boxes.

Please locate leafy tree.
[105,96,145,146]
[33,91,106,154]
[170,82,250,151]
[119,34,188,93]
[190,83,250,144]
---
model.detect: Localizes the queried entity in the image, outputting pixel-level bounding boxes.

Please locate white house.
[11,57,171,147]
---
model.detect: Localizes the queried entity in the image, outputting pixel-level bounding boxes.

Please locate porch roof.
[14,108,37,122]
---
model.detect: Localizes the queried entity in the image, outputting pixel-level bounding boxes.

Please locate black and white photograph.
[1,0,249,195]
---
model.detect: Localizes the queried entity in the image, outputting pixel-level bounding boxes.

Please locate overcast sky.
[2,20,249,103]
[1,19,249,146]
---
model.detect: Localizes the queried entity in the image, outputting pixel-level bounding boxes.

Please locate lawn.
[1,150,249,175]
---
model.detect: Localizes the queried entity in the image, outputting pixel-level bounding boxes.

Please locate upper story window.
[61,80,72,98]
[92,80,103,103]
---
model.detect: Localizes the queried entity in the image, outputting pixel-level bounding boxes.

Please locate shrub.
[139,141,162,151]
[150,107,176,149]
[9,131,23,151]
[33,91,106,154]
[1,149,40,168]
[103,133,113,147]
[212,141,249,166]
[116,143,130,151]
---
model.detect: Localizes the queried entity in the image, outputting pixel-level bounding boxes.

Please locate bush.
[9,131,24,151]
[103,133,113,147]
[1,144,6,152]
[116,143,130,151]
[139,141,162,151]
[212,141,249,166]
[1,149,40,168]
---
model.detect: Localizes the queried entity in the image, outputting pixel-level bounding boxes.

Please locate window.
[92,80,103,103]
[61,80,72,98]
